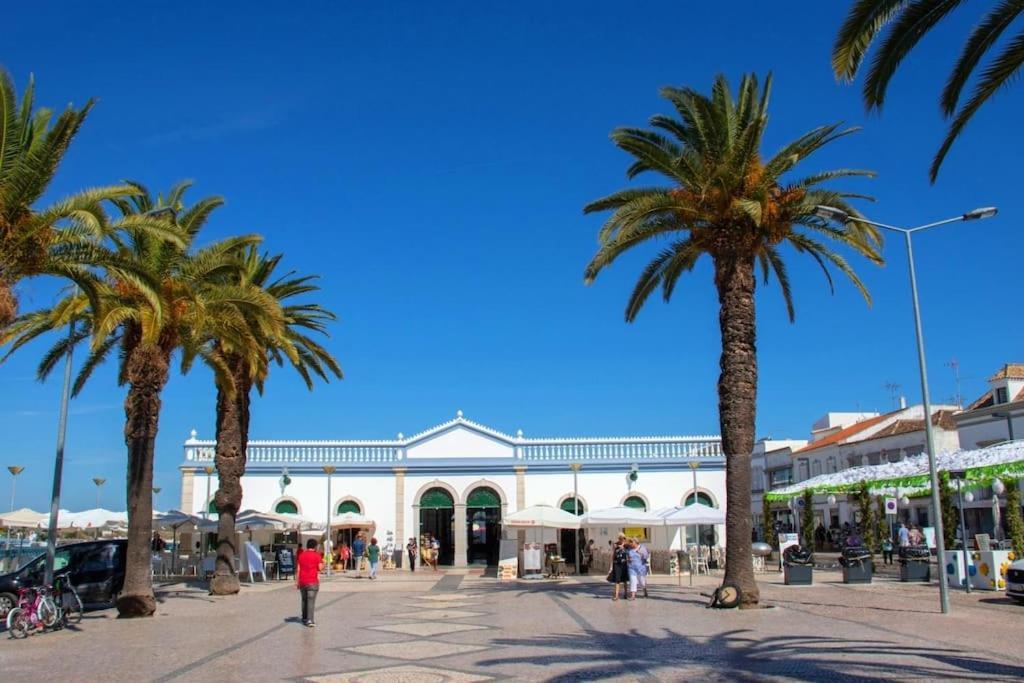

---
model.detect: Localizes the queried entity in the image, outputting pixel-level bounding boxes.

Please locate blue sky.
[2,2,1020,511]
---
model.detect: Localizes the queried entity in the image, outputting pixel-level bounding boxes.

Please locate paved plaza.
[2,568,1024,682]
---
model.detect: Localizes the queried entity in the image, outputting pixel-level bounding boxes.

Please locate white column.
[454,503,467,568]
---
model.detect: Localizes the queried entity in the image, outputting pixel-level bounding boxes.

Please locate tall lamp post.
[92,478,106,509]
[323,465,336,577]
[815,203,997,615]
[688,460,700,586]
[991,412,1016,442]
[152,487,162,511]
[569,463,582,575]
[203,466,215,558]
[7,466,23,511]
[949,469,972,594]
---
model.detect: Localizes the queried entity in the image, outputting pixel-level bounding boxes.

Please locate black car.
[0,539,126,619]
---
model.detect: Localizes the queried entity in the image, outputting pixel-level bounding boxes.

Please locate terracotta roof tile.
[860,410,956,441]
[796,413,891,453]
[989,363,1024,381]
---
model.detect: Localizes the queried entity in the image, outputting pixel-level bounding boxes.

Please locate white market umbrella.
[329,511,374,531]
[993,496,1003,541]
[505,504,581,530]
[0,508,47,528]
[65,508,128,529]
[154,510,203,573]
[656,503,725,526]
[579,505,662,527]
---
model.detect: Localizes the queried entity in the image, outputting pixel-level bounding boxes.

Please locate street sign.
[884,497,898,515]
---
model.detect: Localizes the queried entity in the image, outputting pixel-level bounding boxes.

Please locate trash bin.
[898,545,930,582]
[839,546,873,584]
[783,545,813,585]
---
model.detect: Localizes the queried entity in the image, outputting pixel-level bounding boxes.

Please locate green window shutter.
[275,500,298,514]
[337,500,361,514]
[208,500,217,514]
[560,497,585,515]
[685,492,713,507]
[466,488,501,508]
[623,496,646,510]
[420,488,454,509]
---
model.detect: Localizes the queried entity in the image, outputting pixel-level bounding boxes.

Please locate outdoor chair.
[689,547,710,575]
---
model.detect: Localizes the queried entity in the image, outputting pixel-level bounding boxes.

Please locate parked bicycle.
[6,575,82,638]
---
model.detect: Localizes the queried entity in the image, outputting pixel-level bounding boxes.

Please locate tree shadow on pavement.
[476,629,1024,681]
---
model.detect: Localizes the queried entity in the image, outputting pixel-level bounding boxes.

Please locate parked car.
[1007,559,1024,604]
[0,539,126,619]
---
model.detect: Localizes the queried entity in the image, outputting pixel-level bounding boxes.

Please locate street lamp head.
[323,465,337,475]
[814,205,850,223]
[203,466,215,475]
[688,460,701,471]
[963,207,997,221]
[7,466,24,476]
[826,494,836,506]
[92,477,106,487]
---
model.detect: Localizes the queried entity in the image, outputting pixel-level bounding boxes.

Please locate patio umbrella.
[154,510,203,573]
[1,508,46,571]
[656,503,725,587]
[579,506,663,527]
[504,504,580,530]
[993,496,1003,542]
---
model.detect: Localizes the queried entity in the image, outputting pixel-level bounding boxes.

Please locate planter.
[842,562,872,584]
[970,550,1012,591]
[943,550,973,589]
[899,562,930,582]
[784,564,813,585]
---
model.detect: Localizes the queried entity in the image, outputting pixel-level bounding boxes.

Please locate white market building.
[178,411,725,567]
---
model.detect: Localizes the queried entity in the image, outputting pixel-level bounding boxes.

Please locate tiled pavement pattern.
[3,569,1024,681]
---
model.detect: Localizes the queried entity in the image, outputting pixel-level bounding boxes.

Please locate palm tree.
[832,1,1024,181]
[583,74,882,606]
[0,67,143,330]
[203,248,342,596]
[3,182,278,616]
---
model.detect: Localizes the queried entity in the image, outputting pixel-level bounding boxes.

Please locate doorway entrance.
[466,487,502,565]
[419,487,455,566]
[560,497,585,568]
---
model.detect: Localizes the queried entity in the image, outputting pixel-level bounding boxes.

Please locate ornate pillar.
[514,465,527,546]
[454,503,468,568]
[179,469,196,554]
[393,467,406,547]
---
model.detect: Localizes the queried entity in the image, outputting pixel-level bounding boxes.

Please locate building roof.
[796,413,891,453]
[989,363,1024,381]
[859,410,957,441]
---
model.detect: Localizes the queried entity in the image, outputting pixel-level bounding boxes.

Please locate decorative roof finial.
[516,429,524,438]
[397,432,404,440]
[189,429,198,440]
[456,409,464,419]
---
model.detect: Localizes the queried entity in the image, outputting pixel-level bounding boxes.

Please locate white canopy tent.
[579,505,663,527]
[656,503,725,526]
[0,508,46,528]
[504,504,581,530]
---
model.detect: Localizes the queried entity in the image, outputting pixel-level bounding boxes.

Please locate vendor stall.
[504,504,580,579]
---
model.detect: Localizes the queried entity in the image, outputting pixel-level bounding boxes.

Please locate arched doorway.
[560,497,586,568]
[684,491,717,547]
[466,487,501,566]
[419,487,455,566]
[275,500,299,514]
[334,500,363,562]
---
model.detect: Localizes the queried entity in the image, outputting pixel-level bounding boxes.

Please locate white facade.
[954,364,1024,449]
[180,412,725,567]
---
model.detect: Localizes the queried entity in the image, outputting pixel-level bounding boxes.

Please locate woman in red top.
[296,539,322,627]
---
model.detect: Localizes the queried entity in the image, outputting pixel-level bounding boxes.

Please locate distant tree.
[762,497,775,549]
[856,481,878,561]
[801,490,815,549]
[584,73,882,606]
[939,471,958,550]
[832,1,1024,181]
[1004,479,1024,558]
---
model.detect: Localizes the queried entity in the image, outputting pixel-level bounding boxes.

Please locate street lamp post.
[7,466,23,512]
[688,460,700,587]
[152,487,161,511]
[569,463,582,575]
[323,465,336,577]
[93,478,106,509]
[991,412,1016,442]
[950,469,972,594]
[814,203,997,615]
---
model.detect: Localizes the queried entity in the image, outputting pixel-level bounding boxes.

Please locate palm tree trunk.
[714,255,759,607]
[211,357,251,596]
[0,279,17,331]
[117,343,170,617]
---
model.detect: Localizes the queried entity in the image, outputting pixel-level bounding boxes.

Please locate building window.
[420,488,454,509]
[684,492,714,507]
[275,500,298,514]
[867,452,881,466]
[623,496,647,511]
[466,487,501,508]
[826,457,837,473]
[560,497,585,515]
[208,500,217,514]
[996,387,1009,404]
[337,500,360,515]
[812,461,821,477]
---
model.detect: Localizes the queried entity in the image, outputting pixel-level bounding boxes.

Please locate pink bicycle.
[6,586,58,639]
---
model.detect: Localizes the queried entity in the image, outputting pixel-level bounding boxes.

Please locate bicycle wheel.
[37,596,59,628]
[63,587,83,625]
[7,607,29,639]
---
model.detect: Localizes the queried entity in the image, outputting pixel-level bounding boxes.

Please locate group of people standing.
[328,532,382,579]
[608,534,649,601]
[406,533,440,572]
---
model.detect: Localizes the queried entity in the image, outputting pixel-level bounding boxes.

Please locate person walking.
[352,533,366,578]
[898,522,910,549]
[367,537,381,580]
[814,523,827,552]
[430,535,440,571]
[625,538,644,601]
[339,542,350,572]
[908,524,924,546]
[610,539,629,601]
[881,536,894,565]
[635,538,650,598]
[406,537,417,572]
[296,539,322,627]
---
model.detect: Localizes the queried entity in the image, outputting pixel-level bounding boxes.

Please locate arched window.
[336,500,361,515]
[466,487,501,508]
[208,500,217,514]
[560,497,585,515]
[684,492,714,507]
[623,496,647,511]
[420,488,454,509]
[275,500,298,514]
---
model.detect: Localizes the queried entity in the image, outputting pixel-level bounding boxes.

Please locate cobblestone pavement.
[2,568,1024,682]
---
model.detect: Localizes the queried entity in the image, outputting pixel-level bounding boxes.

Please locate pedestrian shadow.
[475,628,1024,681]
